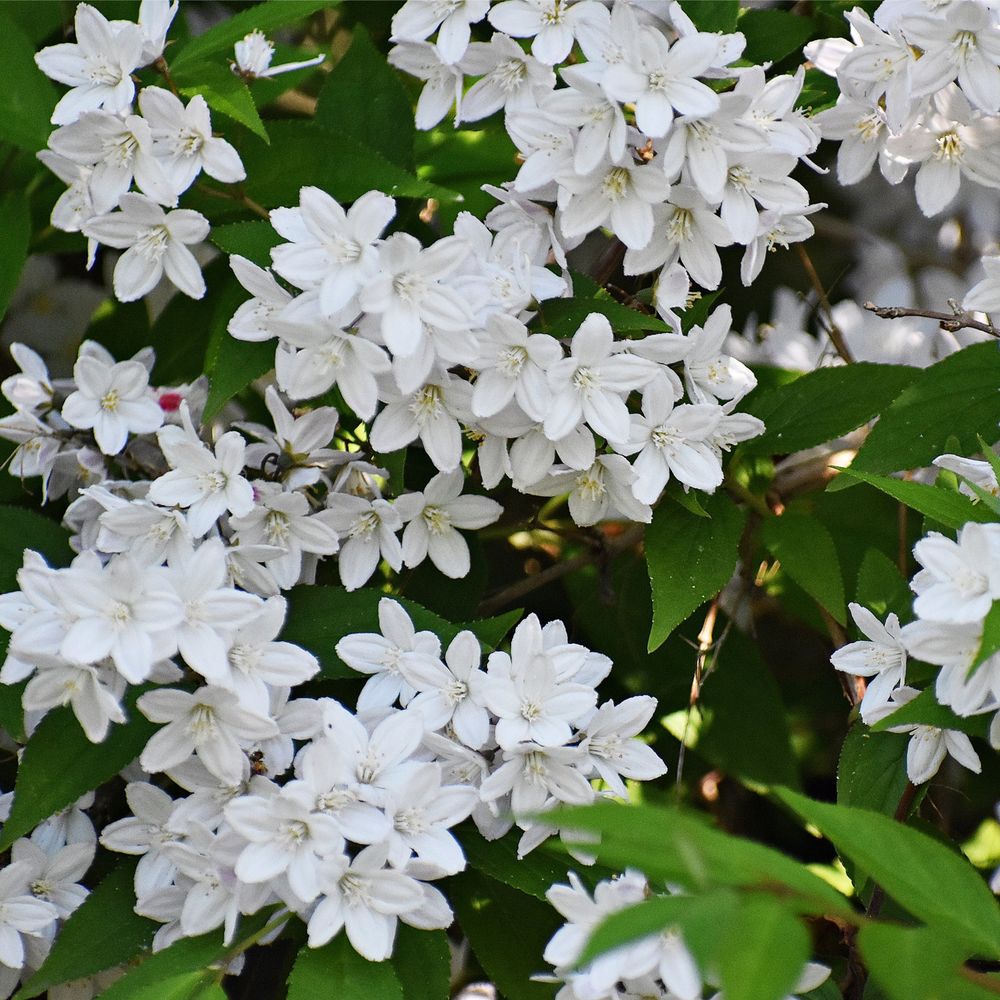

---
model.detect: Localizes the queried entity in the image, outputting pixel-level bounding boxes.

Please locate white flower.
[479,742,594,815]
[387,43,465,129]
[457,34,556,123]
[307,845,430,958]
[579,697,668,798]
[138,686,279,785]
[233,29,325,79]
[682,305,757,405]
[621,382,724,502]
[866,687,982,785]
[227,256,294,343]
[270,188,396,316]
[489,0,600,66]
[405,629,491,748]
[911,523,1000,624]
[82,194,210,302]
[138,0,178,64]
[225,782,346,902]
[335,598,442,712]
[148,405,255,537]
[35,3,144,124]
[321,495,404,592]
[140,87,246,196]
[544,314,656,446]
[964,255,1000,313]
[399,470,503,579]
[61,349,163,455]
[10,838,93,920]
[831,603,908,723]
[22,655,126,743]
[529,454,653,527]
[391,0,489,64]
[47,112,177,213]
[0,861,59,971]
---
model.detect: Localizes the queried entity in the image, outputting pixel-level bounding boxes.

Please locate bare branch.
[863,300,1000,338]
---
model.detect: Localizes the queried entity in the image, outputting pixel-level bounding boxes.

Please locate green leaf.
[741,363,918,457]
[315,25,414,169]
[391,927,450,1000]
[535,298,668,340]
[210,221,281,267]
[686,1,740,33]
[0,507,72,590]
[855,547,912,620]
[838,724,909,817]
[860,923,998,1000]
[760,510,846,624]
[15,860,157,1000]
[449,870,561,1000]
[287,934,404,1000]
[202,331,274,420]
[240,122,461,208]
[281,587,520,679]
[831,469,995,529]
[551,801,853,917]
[738,9,819,64]
[0,10,57,151]
[580,894,693,965]
[695,628,801,789]
[868,687,989,740]
[0,192,31,324]
[459,827,573,900]
[174,62,268,141]
[774,787,1000,958]
[717,894,809,1000]
[645,491,747,651]
[851,342,1000,475]
[171,0,335,70]
[971,600,1000,675]
[0,701,157,851]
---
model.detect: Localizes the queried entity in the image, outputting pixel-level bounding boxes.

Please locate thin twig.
[196,182,271,221]
[863,301,1000,338]
[154,56,181,97]
[796,243,855,363]
[475,524,644,617]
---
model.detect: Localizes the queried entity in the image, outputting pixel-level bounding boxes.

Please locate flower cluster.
[831,478,1000,784]
[390,0,824,291]
[540,871,831,1000]
[230,186,765,529]
[34,1,242,302]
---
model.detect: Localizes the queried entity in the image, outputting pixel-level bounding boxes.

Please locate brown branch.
[196,182,271,221]
[796,243,855,364]
[863,301,1000,338]
[475,524,644,617]
[154,57,181,98]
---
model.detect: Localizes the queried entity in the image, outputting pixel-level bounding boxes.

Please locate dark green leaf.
[202,330,274,420]
[96,909,278,1000]
[686,1,740,33]
[0,10,58,151]
[696,628,801,789]
[838,724,909,817]
[315,25,414,169]
[739,9,819,64]
[171,0,335,70]
[240,122,461,208]
[15,860,157,1000]
[717,894,809,1000]
[460,827,571,900]
[535,298,668,340]
[0,506,72,590]
[831,469,995,529]
[760,511,846,624]
[868,687,989,740]
[287,933,404,1000]
[741,363,918,456]
[0,701,157,851]
[84,299,151,364]
[391,927,450,1000]
[210,221,281,267]
[174,62,268,141]
[774,787,1000,957]
[851,343,1000,475]
[0,192,31,324]
[449,870,561,1000]
[645,491,747,651]
[281,587,520,678]
[855,547,912,620]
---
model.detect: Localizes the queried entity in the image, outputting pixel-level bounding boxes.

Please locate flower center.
[667,207,693,243]
[601,167,631,201]
[498,346,528,377]
[422,505,451,535]
[571,366,600,394]
[410,384,445,424]
[100,389,121,412]
[349,510,380,539]
[935,131,963,163]
[135,225,170,261]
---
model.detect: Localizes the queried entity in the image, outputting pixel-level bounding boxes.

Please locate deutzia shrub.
[0,2,997,999]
